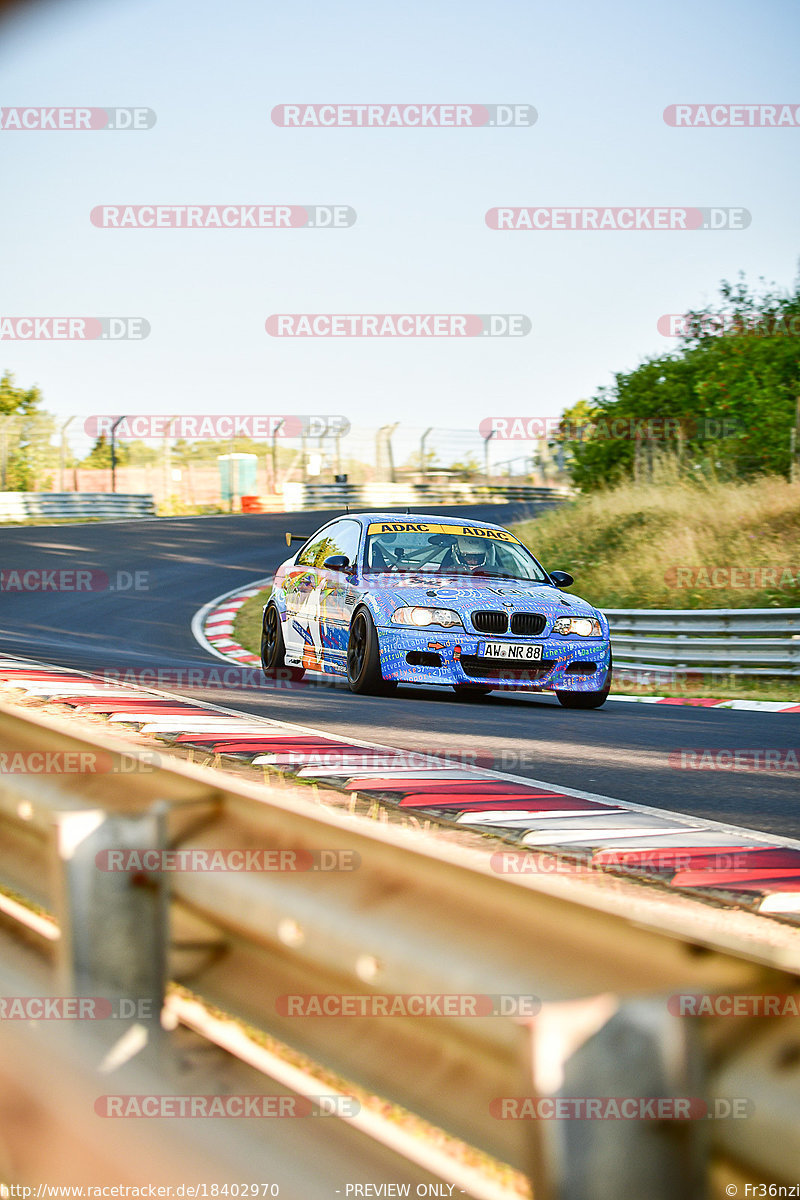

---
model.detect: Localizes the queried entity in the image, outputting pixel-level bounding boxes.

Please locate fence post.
[59,416,75,492]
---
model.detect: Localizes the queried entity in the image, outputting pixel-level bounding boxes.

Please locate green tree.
[126,439,160,466]
[560,275,800,491]
[449,454,482,481]
[399,447,439,475]
[0,371,56,490]
[81,435,131,468]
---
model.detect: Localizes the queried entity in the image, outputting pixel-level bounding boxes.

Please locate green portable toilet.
[218,453,258,503]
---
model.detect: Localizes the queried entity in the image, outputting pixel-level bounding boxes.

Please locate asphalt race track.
[1,505,797,839]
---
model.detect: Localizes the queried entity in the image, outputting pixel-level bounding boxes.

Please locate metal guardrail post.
[708,1006,800,1185]
[528,997,705,1200]
[53,802,168,1041]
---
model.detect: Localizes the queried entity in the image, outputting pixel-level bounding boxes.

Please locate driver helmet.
[453,534,490,569]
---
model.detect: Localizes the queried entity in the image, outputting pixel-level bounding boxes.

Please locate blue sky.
[1,0,798,461]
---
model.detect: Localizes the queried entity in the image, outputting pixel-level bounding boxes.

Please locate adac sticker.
[367,521,518,542]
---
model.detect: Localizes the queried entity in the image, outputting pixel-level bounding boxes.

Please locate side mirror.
[549,570,574,588]
[323,554,351,572]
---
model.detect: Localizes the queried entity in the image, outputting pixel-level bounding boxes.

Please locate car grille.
[471,610,508,634]
[460,655,555,680]
[510,612,547,636]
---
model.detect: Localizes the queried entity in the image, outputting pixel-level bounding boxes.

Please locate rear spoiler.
[285,532,311,547]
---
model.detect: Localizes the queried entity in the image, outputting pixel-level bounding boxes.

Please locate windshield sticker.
[367,521,519,542]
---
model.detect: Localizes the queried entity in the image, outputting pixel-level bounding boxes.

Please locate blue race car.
[261,512,612,707]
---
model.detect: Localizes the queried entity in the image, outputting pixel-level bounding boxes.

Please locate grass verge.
[512,473,800,702]
[232,586,271,654]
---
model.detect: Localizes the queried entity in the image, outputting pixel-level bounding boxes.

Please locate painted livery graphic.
[262,512,611,707]
[283,570,338,669]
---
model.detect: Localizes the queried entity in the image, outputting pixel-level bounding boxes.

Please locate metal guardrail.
[280,481,572,510]
[0,491,156,522]
[1,699,799,1196]
[608,607,800,677]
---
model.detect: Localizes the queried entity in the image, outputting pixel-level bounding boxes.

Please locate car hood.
[357,573,601,617]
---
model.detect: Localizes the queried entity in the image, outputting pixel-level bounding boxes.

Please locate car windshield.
[362,522,549,581]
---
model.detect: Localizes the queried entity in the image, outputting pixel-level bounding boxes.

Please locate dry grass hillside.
[513,474,800,610]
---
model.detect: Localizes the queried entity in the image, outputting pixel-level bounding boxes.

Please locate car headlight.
[553,616,602,637]
[391,606,463,629]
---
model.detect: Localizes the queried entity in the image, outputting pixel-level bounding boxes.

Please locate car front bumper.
[376,626,611,691]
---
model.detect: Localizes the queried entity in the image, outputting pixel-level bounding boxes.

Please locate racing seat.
[368,541,391,571]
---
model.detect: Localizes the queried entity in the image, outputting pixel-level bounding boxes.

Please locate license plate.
[481,642,543,661]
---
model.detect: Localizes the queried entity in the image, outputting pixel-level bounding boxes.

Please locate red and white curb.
[610,695,800,712]
[193,580,800,713]
[191,578,271,667]
[3,651,800,921]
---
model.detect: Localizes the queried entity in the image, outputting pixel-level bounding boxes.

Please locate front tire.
[555,652,612,709]
[346,608,396,695]
[261,603,305,681]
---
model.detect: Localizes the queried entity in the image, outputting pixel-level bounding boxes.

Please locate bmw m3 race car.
[261,512,612,707]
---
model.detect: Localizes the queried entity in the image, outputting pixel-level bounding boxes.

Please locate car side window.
[297,520,361,568]
[327,519,361,566]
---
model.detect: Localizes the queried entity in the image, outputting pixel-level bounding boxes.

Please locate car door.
[281,527,335,667]
[315,518,363,665]
[282,520,362,670]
